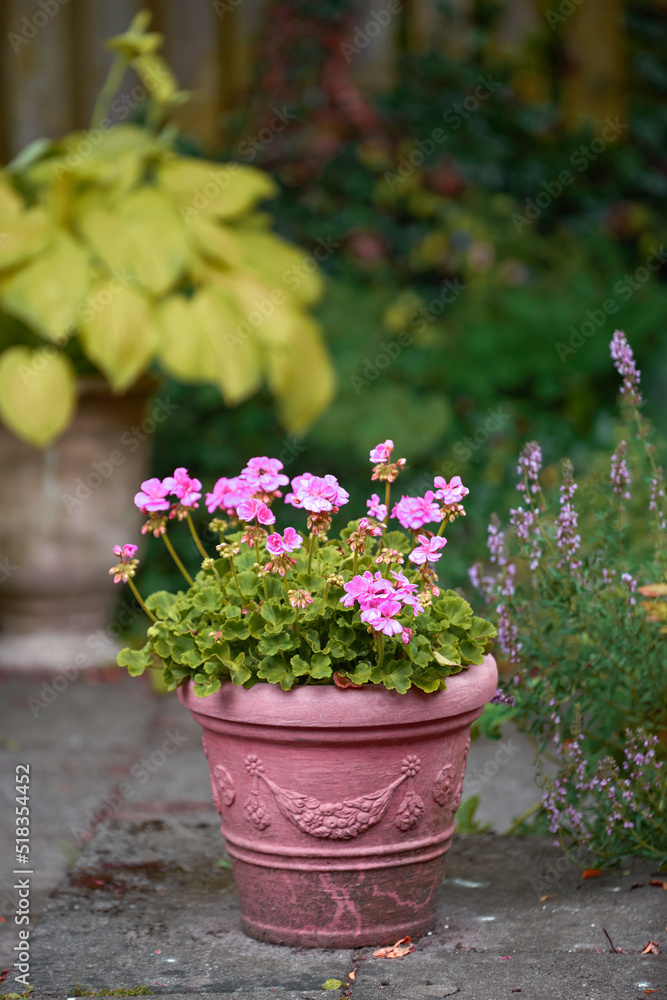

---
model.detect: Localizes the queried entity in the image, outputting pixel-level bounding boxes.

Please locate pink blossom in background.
[113,543,138,561]
[391,492,442,530]
[205,476,254,514]
[401,627,413,644]
[366,494,388,520]
[285,473,349,512]
[358,517,383,536]
[360,599,404,636]
[236,498,276,524]
[433,475,469,504]
[409,534,447,565]
[242,456,289,494]
[134,478,170,512]
[163,467,202,507]
[369,440,394,464]
[265,527,304,556]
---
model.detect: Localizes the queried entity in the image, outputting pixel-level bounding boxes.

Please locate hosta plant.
[0,12,333,446]
[472,331,667,866]
[114,441,495,694]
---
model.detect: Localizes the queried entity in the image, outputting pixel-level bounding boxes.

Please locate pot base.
[233,855,441,948]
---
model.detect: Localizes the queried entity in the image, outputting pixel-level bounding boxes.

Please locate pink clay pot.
[178,653,497,948]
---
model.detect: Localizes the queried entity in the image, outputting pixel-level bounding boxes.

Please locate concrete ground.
[0,668,664,999]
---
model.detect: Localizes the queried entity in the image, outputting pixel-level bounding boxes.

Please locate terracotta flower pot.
[0,377,158,671]
[178,654,497,948]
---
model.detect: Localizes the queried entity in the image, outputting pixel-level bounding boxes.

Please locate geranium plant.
[472,331,667,866]
[114,441,495,695]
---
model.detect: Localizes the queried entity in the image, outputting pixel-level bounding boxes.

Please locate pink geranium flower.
[369,440,394,464]
[242,456,289,494]
[409,534,447,565]
[285,473,349,512]
[163,467,202,507]
[359,517,382,537]
[205,476,255,514]
[401,627,413,645]
[265,527,304,556]
[391,492,442,530]
[433,475,469,504]
[340,571,393,609]
[236,498,275,525]
[113,543,138,561]
[134,478,170,512]
[360,599,404,636]
[366,494,388,520]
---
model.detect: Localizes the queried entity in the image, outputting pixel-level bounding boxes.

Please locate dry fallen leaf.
[630,882,647,890]
[614,946,628,954]
[641,941,660,955]
[649,879,667,890]
[582,869,601,880]
[348,971,356,981]
[539,894,557,901]
[373,936,415,959]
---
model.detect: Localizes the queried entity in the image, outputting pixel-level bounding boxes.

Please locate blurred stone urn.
[0,377,162,671]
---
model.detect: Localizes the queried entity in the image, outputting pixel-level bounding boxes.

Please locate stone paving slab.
[3,812,663,1000]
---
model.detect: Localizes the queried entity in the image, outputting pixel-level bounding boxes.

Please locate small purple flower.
[610,330,642,406]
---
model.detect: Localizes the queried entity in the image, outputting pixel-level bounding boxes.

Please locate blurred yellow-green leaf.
[0,346,75,446]
[0,206,53,270]
[0,231,89,342]
[193,286,261,404]
[77,187,189,296]
[267,316,336,434]
[158,158,277,220]
[79,282,157,391]
[234,228,325,305]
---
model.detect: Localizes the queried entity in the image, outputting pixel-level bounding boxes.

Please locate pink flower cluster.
[392,492,442,530]
[409,535,447,565]
[285,473,349,512]
[134,469,202,512]
[206,457,289,515]
[265,527,303,556]
[340,570,423,640]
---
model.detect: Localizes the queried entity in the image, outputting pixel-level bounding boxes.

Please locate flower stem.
[503,801,542,835]
[376,632,385,671]
[255,537,268,600]
[162,534,193,586]
[308,534,318,576]
[228,557,246,605]
[186,512,209,561]
[127,579,157,622]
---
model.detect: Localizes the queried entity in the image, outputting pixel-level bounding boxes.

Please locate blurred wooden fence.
[0,0,643,163]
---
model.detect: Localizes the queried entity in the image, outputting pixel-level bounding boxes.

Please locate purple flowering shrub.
[115,442,495,695]
[471,331,667,865]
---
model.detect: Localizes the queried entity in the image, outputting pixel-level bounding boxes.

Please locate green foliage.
[0,13,333,446]
[473,340,667,864]
[454,795,492,834]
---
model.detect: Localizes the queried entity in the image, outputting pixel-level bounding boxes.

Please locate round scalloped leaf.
[0,346,75,447]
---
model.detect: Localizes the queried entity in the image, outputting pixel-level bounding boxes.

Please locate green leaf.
[258,630,296,656]
[310,651,332,679]
[77,187,190,295]
[117,644,154,677]
[192,675,222,698]
[191,585,220,613]
[220,617,250,641]
[0,205,52,270]
[372,660,413,693]
[433,648,460,668]
[0,346,76,447]
[145,590,179,620]
[257,657,294,690]
[290,653,311,676]
[435,592,473,628]
[227,654,251,686]
[260,600,296,630]
[411,667,445,693]
[321,980,346,991]
[0,231,90,341]
[78,281,158,392]
[158,157,278,220]
[338,661,372,685]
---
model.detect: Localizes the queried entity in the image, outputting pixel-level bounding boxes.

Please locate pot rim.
[177,653,497,728]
